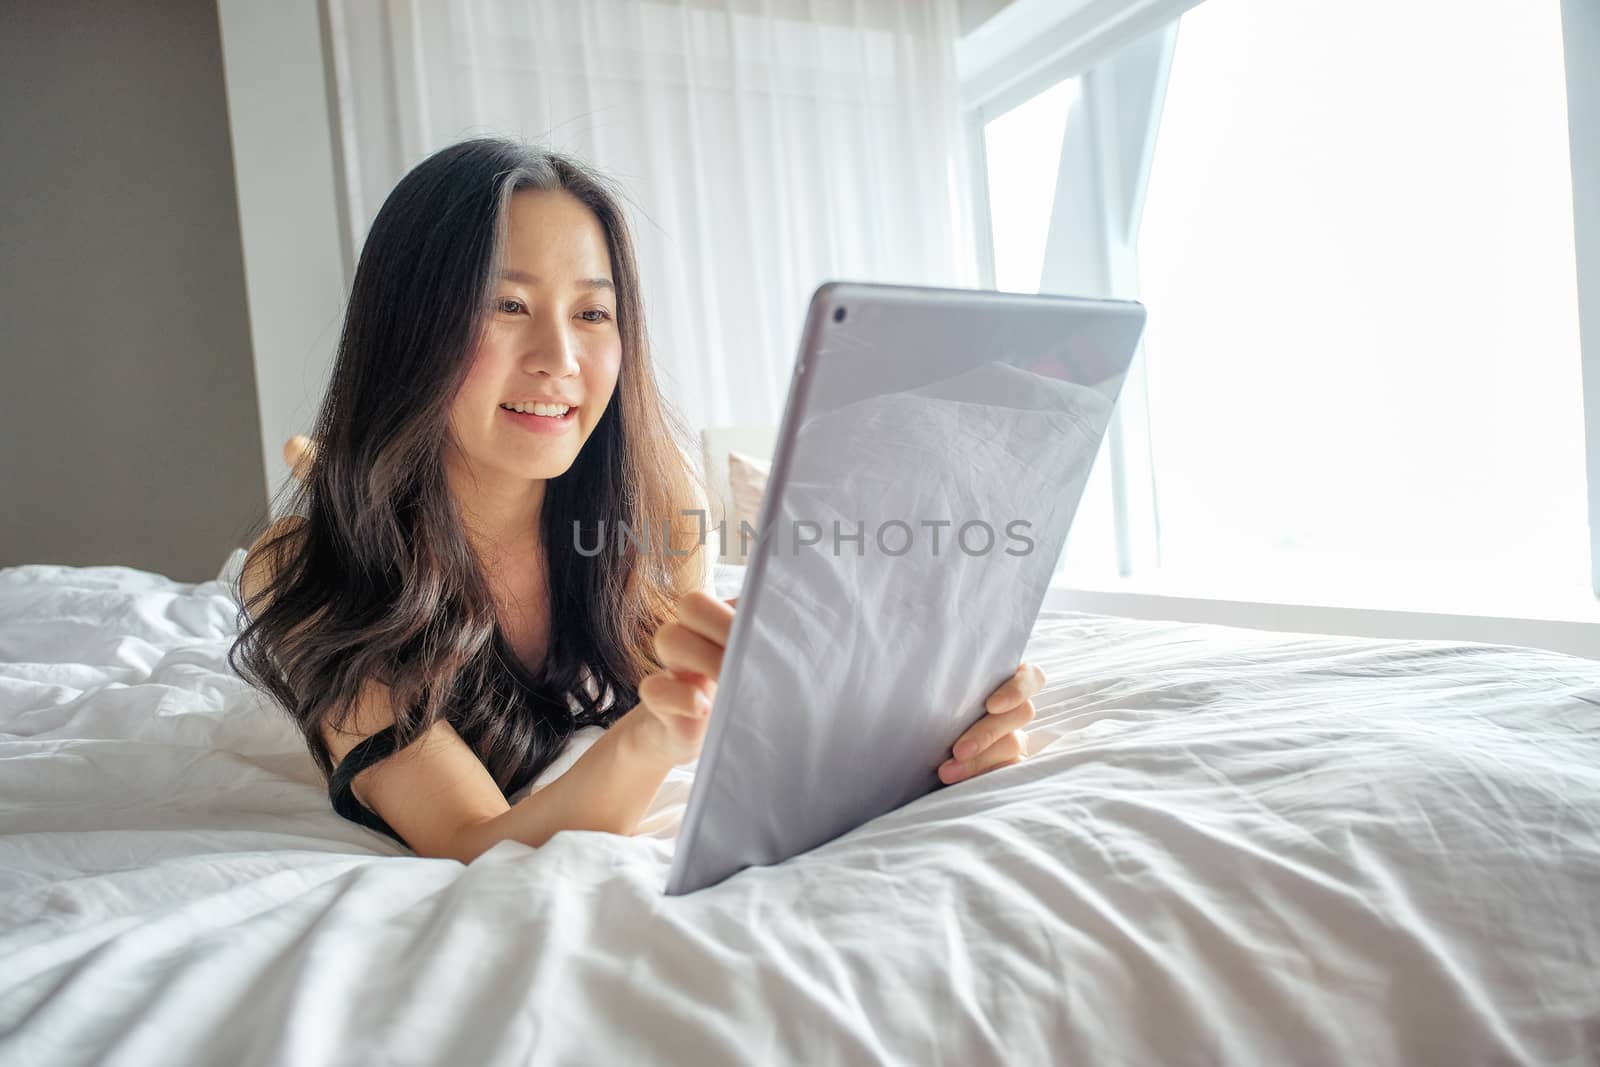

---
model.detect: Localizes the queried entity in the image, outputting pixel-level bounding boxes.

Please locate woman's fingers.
[951,699,1035,763]
[941,688,1039,784]
[676,591,735,647]
[635,669,716,766]
[653,591,735,680]
[653,616,727,681]
[985,661,1047,714]
[638,670,715,721]
[632,593,735,766]
[939,727,1025,785]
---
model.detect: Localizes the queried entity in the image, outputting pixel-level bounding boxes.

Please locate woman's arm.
[470,527,730,856]
[240,502,725,863]
[462,492,727,854]
[321,591,725,864]
[311,673,690,863]
[455,708,681,858]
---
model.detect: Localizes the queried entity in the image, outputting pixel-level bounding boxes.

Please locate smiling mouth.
[498,403,578,432]
[499,402,576,418]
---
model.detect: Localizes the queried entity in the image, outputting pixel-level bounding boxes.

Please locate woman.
[229,137,1042,864]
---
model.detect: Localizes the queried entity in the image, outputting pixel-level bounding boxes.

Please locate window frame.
[957,0,1600,659]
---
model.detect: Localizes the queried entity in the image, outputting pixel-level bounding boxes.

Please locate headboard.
[700,423,779,564]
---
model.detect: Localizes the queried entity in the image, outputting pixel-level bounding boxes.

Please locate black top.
[326,641,604,848]
[327,725,408,846]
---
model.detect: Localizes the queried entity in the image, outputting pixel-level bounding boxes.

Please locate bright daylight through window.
[984,0,1588,616]
[982,77,1123,583]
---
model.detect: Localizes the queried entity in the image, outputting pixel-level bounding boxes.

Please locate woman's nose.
[519,318,581,377]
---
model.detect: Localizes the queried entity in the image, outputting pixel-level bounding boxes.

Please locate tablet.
[665,282,1147,895]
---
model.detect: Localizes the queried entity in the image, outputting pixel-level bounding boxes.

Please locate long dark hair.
[228,137,704,803]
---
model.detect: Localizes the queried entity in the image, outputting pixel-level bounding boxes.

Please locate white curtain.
[326,0,979,433]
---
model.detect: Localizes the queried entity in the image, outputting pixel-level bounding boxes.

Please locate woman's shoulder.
[240,514,309,613]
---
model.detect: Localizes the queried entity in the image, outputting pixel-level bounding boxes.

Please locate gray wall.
[1,0,266,582]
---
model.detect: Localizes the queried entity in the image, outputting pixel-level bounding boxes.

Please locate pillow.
[726,449,771,541]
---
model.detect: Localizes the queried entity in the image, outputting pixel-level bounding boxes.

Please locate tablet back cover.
[667,282,1147,895]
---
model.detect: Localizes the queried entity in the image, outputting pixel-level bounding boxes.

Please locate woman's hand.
[630,592,737,766]
[939,662,1045,785]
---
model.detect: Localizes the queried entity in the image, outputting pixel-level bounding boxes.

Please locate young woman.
[229,137,1043,864]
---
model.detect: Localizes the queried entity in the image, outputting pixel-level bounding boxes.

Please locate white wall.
[215,0,349,516]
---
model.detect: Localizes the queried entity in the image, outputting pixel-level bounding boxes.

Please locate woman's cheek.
[591,348,622,414]
[455,345,500,407]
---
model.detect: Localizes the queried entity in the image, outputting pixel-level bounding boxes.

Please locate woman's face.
[447,187,623,486]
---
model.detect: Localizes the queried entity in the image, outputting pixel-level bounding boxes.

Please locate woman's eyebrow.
[500,269,614,293]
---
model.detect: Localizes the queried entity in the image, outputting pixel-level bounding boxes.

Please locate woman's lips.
[500,405,578,434]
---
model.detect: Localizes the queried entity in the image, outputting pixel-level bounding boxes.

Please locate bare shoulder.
[324,676,511,859]
[321,675,402,798]
[234,513,514,859]
[240,515,308,612]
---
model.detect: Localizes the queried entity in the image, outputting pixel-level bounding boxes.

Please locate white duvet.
[2,551,1598,1066]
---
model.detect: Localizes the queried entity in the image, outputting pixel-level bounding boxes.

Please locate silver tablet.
[666,282,1147,895]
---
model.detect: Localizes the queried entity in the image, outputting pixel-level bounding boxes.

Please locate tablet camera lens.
[833,307,847,323]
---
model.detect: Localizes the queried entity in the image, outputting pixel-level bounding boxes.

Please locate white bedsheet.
[2,551,1598,1065]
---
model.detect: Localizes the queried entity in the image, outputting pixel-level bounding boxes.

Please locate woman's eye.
[497,298,526,315]
[579,308,613,323]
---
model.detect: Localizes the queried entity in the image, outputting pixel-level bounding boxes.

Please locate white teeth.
[501,402,571,417]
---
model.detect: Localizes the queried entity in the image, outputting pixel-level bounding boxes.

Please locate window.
[1137,0,1587,607]
[973,0,1591,616]
[982,78,1078,296]
[981,76,1123,583]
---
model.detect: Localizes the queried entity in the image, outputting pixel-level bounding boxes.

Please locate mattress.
[1,550,1597,1065]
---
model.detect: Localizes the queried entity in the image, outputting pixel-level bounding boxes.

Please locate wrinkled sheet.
[2,551,1598,1066]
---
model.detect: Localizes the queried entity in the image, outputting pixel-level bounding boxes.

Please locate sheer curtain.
[326,0,978,432]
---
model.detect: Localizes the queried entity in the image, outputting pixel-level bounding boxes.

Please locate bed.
[2,549,1598,1065]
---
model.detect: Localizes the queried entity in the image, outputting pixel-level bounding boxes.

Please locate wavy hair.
[228,137,705,808]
